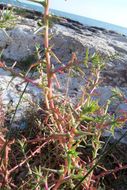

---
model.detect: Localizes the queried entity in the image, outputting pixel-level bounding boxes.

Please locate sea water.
[0,0,127,36]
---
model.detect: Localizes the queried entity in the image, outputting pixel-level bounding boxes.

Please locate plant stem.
[44,0,54,109]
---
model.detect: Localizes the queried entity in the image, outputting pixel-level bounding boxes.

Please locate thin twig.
[8,141,49,174]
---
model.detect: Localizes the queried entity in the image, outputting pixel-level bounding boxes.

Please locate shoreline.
[0,2,127,36]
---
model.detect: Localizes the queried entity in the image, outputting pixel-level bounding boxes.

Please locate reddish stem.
[44,0,54,109]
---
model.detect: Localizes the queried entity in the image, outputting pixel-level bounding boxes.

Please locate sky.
[50,0,127,28]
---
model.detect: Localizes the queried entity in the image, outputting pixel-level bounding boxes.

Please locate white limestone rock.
[1,25,42,61]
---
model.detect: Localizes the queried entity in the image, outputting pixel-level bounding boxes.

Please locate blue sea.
[1,0,127,36]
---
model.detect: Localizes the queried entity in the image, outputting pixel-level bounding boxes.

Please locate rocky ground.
[1,8,127,143]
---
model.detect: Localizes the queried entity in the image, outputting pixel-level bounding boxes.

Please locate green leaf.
[68,149,78,157]
[111,87,124,100]
[81,100,99,114]
[83,48,89,67]
[80,115,94,122]
[91,52,105,69]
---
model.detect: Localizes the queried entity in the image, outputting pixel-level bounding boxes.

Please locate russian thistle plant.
[0,1,127,189]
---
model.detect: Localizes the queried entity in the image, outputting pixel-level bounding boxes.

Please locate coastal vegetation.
[0,1,127,189]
